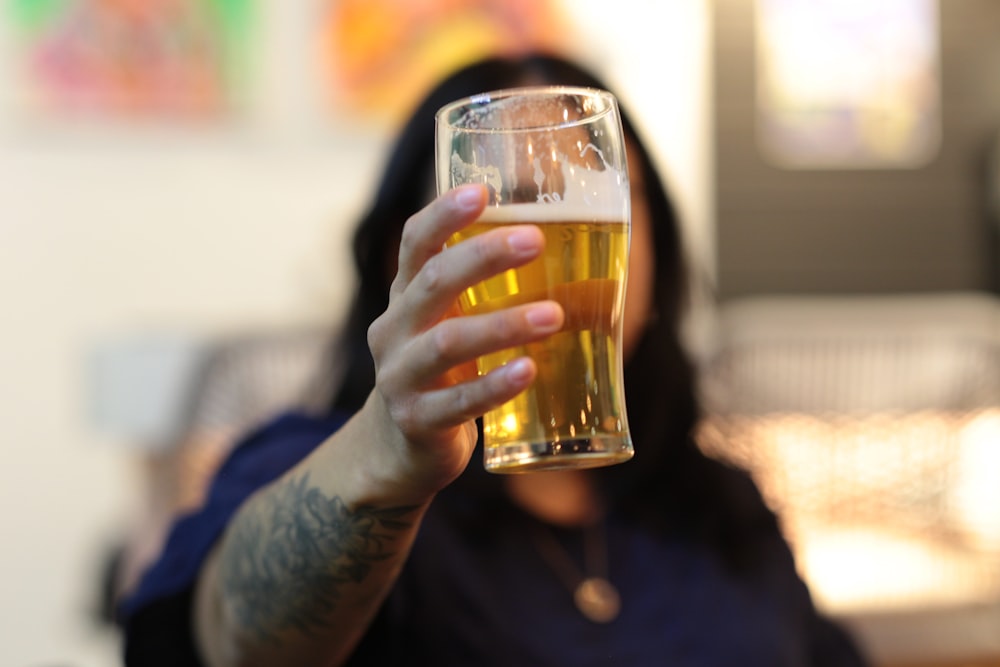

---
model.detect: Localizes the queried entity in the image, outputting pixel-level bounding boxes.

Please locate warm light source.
[951,411,1000,552]
[754,0,941,168]
[698,409,1000,614]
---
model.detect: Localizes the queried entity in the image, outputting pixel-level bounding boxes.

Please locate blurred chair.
[164,329,337,509]
[110,328,336,607]
[698,292,1000,666]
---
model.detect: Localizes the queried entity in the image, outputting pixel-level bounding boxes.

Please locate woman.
[121,54,867,666]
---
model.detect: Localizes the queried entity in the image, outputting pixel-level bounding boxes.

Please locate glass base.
[484,436,634,473]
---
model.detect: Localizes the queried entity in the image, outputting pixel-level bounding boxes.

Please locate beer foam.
[476,202,628,224]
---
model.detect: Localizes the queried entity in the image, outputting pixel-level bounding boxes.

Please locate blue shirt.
[122,413,867,666]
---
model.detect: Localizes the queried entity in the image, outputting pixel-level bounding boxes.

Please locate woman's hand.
[365,184,564,494]
[193,188,565,667]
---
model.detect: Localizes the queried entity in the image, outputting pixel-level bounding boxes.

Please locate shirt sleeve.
[120,411,346,666]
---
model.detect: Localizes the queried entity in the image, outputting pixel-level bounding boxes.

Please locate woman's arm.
[192,185,564,666]
[192,405,432,667]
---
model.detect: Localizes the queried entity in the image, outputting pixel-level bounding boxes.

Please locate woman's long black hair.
[328,54,769,554]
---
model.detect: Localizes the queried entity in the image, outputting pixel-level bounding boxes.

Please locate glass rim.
[435,85,618,134]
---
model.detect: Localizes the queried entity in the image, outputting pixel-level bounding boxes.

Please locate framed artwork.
[755,0,941,169]
[317,0,569,124]
[7,0,254,120]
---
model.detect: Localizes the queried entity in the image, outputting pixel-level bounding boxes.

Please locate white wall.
[0,3,711,665]
[570,0,715,279]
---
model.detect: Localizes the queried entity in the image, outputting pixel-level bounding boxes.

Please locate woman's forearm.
[193,408,433,667]
[191,185,555,665]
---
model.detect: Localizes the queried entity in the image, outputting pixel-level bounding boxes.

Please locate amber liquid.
[449,210,633,472]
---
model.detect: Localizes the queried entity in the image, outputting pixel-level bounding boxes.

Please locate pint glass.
[435,86,633,472]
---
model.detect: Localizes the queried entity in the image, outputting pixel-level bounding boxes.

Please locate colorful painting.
[318,0,569,123]
[755,0,940,169]
[8,0,253,120]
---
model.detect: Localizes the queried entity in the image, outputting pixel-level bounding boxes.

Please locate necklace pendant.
[574,577,621,623]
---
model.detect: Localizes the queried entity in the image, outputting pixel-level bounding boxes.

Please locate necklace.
[532,520,621,623]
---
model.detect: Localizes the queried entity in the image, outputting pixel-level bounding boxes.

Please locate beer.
[449,202,633,472]
[436,85,633,472]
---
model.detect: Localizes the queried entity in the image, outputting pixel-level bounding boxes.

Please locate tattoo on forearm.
[219,472,417,642]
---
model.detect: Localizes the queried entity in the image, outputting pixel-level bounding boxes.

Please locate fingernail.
[525,302,562,331]
[454,185,483,209]
[506,358,533,384]
[507,227,540,254]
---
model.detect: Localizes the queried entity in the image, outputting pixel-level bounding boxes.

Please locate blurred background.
[0,1,997,666]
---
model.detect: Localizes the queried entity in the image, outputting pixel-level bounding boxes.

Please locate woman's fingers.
[370,298,564,442]
[393,184,487,291]
[369,185,561,451]
[404,300,564,389]
[374,184,547,346]
[388,357,538,436]
[400,223,545,329]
